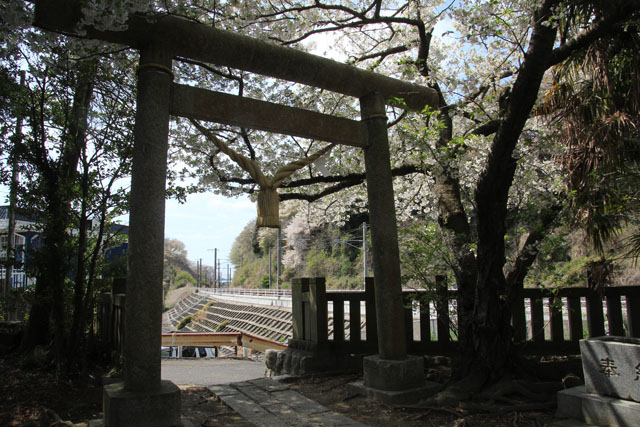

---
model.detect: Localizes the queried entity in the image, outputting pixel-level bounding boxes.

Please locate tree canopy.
[3,0,640,394]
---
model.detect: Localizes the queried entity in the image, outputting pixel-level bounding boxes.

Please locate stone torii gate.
[34,2,438,425]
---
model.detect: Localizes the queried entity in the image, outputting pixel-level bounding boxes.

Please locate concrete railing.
[203,287,292,297]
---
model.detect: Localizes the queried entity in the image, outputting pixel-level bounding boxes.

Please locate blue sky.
[0,185,256,270]
[162,193,256,268]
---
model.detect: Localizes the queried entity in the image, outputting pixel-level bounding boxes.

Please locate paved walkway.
[162,358,266,386]
[208,377,366,427]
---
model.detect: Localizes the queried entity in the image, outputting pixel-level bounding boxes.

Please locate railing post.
[365,278,377,346]
[586,288,605,337]
[567,295,583,342]
[531,295,545,343]
[309,278,328,345]
[605,290,624,336]
[292,278,304,341]
[511,288,526,342]
[349,298,361,343]
[435,275,450,347]
[627,288,640,338]
[419,297,431,343]
[550,294,564,343]
[291,277,327,348]
[403,292,413,348]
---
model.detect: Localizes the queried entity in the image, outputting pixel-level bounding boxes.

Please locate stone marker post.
[360,92,406,360]
[103,45,181,427]
[355,92,428,403]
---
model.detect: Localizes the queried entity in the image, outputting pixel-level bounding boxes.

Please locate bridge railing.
[291,277,640,356]
[204,287,292,298]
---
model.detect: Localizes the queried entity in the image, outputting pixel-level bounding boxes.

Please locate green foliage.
[399,223,454,290]
[173,270,196,289]
[233,258,269,288]
[532,256,598,289]
[177,315,192,330]
[326,276,362,289]
[259,275,270,289]
[215,320,229,332]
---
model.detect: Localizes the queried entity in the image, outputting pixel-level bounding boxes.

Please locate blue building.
[0,206,129,288]
[0,206,40,288]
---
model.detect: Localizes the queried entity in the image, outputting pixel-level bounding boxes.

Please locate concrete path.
[162,358,365,426]
[208,377,367,427]
[162,358,266,386]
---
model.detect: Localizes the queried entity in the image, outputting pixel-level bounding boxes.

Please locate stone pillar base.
[364,354,424,391]
[346,355,441,404]
[104,380,181,427]
[557,385,640,426]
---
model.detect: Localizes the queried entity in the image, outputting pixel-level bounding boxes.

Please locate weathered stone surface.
[558,385,640,427]
[347,380,441,405]
[363,354,425,391]
[206,384,239,397]
[265,349,278,373]
[361,92,406,360]
[249,377,289,392]
[580,336,640,402]
[209,377,366,427]
[103,380,181,427]
[271,389,330,415]
[268,348,336,377]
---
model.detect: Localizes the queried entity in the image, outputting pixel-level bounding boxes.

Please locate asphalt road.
[161,358,267,386]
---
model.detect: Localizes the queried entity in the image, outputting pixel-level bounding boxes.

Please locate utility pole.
[363,222,368,288]
[195,259,200,288]
[227,263,230,285]
[208,248,218,288]
[4,71,25,315]
[268,247,272,289]
[217,259,221,287]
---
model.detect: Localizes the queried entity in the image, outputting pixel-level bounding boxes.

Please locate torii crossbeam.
[34,2,439,425]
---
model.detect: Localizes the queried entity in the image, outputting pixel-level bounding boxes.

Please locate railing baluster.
[627,290,640,338]
[333,296,345,343]
[567,296,583,342]
[586,292,605,337]
[531,297,545,343]
[436,277,450,347]
[420,298,431,342]
[511,290,526,342]
[350,298,361,342]
[550,295,564,343]
[365,278,377,345]
[403,293,414,347]
[605,292,624,336]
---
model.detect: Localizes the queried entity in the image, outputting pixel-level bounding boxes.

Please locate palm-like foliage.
[547,27,640,256]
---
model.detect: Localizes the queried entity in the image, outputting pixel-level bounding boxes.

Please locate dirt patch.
[181,387,253,427]
[1,352,559,426]
[164,286,195,310]
[287,373,556,427]
[0,353,103,426]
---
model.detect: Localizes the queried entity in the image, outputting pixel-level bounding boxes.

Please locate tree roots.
[407,376,561,416]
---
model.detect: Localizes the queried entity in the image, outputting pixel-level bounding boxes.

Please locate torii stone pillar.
[103,45,181,427]
[358,92,426,401]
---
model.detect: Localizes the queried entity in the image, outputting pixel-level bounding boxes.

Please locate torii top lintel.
[34,1,438,112]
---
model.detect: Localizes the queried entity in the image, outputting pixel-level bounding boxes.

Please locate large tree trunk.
[466,2,559,383]
[20,60,97,370]
[67,165,90,372]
